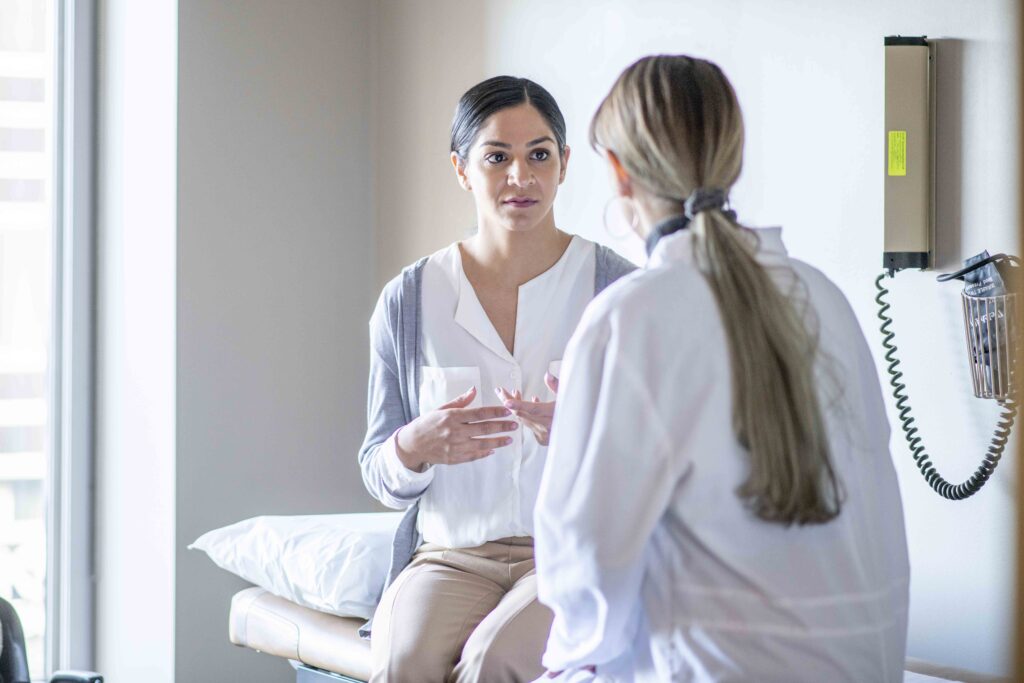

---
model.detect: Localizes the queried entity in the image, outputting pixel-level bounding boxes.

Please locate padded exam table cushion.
[229,586,371,681]
[229,588,1007,683]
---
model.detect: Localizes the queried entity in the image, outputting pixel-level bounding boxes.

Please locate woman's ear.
[605,149,632,197]
[451,152,472,191]
[558,144,572,185]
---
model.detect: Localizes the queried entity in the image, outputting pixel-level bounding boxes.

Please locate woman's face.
[453,103,570,233]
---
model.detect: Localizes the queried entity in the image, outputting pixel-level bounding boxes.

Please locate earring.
[603,196,638,239]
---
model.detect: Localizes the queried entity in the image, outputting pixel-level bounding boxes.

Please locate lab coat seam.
[671,608,909,638]
[608,348,676,468]
[670,576,909,606]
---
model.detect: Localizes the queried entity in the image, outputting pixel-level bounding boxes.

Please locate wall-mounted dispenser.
[875,36,1019,500]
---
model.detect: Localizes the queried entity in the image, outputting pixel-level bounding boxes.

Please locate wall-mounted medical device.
[883,36,933,274]
[875,36,1019,500]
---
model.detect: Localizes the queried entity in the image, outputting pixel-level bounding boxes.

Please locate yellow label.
[888,130,907,176]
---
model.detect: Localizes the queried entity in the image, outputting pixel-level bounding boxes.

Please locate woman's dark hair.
[450,76,567,163]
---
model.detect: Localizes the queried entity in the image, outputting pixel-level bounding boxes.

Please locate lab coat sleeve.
[534,313,678,672]
[358,291,434,509]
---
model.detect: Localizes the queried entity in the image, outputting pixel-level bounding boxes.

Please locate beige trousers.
[369,537,553,683]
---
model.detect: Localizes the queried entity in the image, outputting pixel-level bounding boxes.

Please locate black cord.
[874,273,1017,500]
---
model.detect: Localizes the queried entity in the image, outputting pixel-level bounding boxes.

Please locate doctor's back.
[533,55,910,683]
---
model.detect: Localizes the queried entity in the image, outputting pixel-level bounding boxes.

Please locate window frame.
[44,0,96,676]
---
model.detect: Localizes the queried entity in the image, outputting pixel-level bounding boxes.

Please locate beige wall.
[374,0,484,283]
[174,1,378,681]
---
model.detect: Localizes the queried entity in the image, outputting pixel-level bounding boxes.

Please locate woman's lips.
[503,198,538,208]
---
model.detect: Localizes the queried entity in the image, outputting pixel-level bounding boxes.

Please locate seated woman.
[358,76,634,683]
[534,55,910,682]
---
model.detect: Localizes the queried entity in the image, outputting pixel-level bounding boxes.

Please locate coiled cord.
[874,273,1017,500]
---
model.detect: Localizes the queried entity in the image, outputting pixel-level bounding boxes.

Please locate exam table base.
[294,662,365,683]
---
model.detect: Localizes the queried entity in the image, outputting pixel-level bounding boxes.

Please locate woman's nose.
[507,159,535,186]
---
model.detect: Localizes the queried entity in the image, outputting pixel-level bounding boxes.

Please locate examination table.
[228,587,1008,683]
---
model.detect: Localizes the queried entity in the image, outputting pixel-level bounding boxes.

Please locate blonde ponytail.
[696,208,840,524]
[592,56,841,525]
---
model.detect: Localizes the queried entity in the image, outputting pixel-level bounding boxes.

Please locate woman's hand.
[395,386,519,471]
[497,372,559,446]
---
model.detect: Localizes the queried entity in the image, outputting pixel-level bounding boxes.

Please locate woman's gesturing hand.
[395,386,519,471]
[497,372,559,446]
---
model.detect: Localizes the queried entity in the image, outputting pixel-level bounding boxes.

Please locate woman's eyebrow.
[479,136,555,149]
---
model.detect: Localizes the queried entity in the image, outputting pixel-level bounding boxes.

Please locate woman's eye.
[531,150,550,161]
[486,153,507,164]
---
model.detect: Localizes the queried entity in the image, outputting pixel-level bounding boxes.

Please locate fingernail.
[494,387,502,396]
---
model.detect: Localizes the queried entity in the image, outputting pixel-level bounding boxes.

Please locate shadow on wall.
[933,38,964,271]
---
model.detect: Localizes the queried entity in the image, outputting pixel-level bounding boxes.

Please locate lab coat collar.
[647,222,788,270]
[645,214,691,257]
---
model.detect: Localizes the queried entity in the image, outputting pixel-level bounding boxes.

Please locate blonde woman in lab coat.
[533,56,910,683]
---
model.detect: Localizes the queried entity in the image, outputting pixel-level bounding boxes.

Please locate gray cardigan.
[357,243,636,635]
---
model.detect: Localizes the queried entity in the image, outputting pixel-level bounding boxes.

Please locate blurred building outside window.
[0,0,56,676]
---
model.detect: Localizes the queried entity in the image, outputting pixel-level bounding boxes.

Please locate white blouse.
[534,227,910,682]
[376,235,597,549]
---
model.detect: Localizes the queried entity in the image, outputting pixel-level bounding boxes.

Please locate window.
[0,0,57,676]
[0,0,93,677]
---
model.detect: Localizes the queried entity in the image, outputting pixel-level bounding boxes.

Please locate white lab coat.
[534,227,910,683]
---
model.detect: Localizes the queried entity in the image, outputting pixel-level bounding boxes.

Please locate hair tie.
[683,188,728,219]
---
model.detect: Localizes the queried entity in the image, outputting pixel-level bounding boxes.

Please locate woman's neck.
[634,192,684,239]
[461,211,571,288]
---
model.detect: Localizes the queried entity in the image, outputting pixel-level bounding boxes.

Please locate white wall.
[174,1,379,681]
[376,0,1018,675]
[95,1,178,681]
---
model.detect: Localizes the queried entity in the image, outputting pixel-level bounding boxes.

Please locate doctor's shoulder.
[785,257,860,321]
[576,264,713,341]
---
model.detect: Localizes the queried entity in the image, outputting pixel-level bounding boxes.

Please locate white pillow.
[189,512,403,620]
